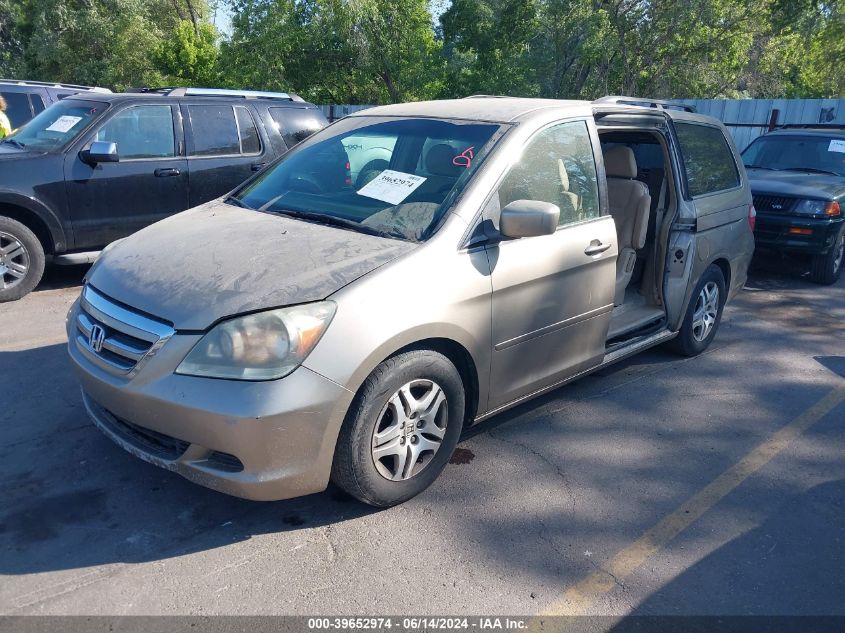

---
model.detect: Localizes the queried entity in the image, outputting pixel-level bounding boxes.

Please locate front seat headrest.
[425,143,462,177]
[604,146,638,179]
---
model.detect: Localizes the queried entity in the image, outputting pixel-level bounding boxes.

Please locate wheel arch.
[0,193,67,255]
[344,336,482,428]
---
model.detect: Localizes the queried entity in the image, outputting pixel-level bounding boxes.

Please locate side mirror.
[80,141,119,165]
[499,200,560,239]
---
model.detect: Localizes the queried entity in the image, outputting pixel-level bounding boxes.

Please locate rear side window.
[1,91,34,129]
[188,105,261,156]
[269,107,324,148]
[675,122,740,196]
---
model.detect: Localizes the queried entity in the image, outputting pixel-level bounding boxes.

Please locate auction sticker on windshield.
[357,170,427,205]
[46,116,83,133]
[828,140,845,154]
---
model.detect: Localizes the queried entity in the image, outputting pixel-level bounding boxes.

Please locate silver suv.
[67,96,755,507]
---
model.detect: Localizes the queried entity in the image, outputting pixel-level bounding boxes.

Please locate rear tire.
[0,216,46,302]
[809,230,844,285]
[331,350,465,507]
[669,264,726,357]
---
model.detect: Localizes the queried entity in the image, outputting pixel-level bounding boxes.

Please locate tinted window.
[498,120,600,226]
[675,123,739,196]
[96,105,175,159]
[1,92,33,129]
[235,106,261,154]
[189,105,240,156]
[742,134,845,177]
[236,117,501,242]
[31,94,45,116]
[269,107,324,148]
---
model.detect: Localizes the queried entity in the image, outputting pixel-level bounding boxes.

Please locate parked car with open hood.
[743,125,845,284]
[0,87,326,301]
[67,96,754,507]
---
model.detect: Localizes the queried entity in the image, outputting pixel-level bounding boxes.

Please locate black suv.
[0,79,111,130]
[742,125,845,284]
[0,87,328,300]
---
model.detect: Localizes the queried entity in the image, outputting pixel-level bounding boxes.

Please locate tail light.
[748,204,757,231]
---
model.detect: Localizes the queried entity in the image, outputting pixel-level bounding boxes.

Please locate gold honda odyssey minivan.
[68,96,755,507]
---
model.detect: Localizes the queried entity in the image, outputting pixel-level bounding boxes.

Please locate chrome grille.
[752,194,797,214]
[75,285,174,376]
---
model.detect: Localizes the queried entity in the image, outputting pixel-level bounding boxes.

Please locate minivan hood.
[87,201,415,330]
[748,169,845,199]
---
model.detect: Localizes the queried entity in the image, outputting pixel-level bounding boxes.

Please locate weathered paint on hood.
[748,169,845,200]
[86,200,415,330]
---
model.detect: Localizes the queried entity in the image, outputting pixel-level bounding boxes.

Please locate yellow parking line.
[539,380,845,617]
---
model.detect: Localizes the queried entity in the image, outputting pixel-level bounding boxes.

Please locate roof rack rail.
[594,95,695,113]
[775,123,845,131]
[463,95,516,99]
[125,86,303,102]
[0,78,111,92]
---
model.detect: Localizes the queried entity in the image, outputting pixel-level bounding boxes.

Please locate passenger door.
[485,119,618,410]
[65,104,188,248]
[183,103,271,206]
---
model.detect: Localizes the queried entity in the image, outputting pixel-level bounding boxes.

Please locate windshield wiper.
[1,138,26,149]
[744,164,777,170]
[782,167,840,176]
[272,208,402,240]
[224,196,253,210]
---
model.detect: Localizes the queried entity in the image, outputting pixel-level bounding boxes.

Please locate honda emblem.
[89,324,106,353]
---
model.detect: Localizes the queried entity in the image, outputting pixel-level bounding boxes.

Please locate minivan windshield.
[233,116,503,241]
[742,134,845,177]
[6,99,108,152]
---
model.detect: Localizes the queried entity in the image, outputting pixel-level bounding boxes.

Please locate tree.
[220,0,444,103]
[154,19,220,86]
[0,0,24,77]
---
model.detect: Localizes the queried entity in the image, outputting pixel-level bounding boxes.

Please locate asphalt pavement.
[1,254,843,616]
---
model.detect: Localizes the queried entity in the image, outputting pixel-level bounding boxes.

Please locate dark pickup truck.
[0,87,328,301]
[742,125,845,284]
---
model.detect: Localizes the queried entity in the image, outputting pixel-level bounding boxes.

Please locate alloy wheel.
[0,231,30,291]
[371,379,448,481]
[691,281,719,342]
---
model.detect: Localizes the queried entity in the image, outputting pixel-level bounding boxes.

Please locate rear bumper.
[68,301,355,501]
[754,213,844,255]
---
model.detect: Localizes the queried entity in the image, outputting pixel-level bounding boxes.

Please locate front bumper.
[67,298,355,501]
[754,213,844,255]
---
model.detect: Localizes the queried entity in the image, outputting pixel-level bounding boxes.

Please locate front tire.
[810,230,844,285]
[0,216,46,302]
[331,350,465,507]
[669,264,726,357]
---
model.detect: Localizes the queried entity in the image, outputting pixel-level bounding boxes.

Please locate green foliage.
[155,20,219,86]
[1,0,842,100]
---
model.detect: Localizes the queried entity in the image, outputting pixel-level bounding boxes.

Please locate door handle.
[154,167,181,177]
[251,162,266,172]
[584,240,611,256]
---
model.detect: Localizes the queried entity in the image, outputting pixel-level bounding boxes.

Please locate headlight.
[176,301,336,380]
[794,199,841,217]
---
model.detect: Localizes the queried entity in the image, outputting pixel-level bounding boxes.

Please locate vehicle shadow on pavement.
[34,263,90,293]
[0,343,378,577]
[619,478,845,616]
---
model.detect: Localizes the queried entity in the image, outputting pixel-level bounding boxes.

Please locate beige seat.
[603,146,651,306]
